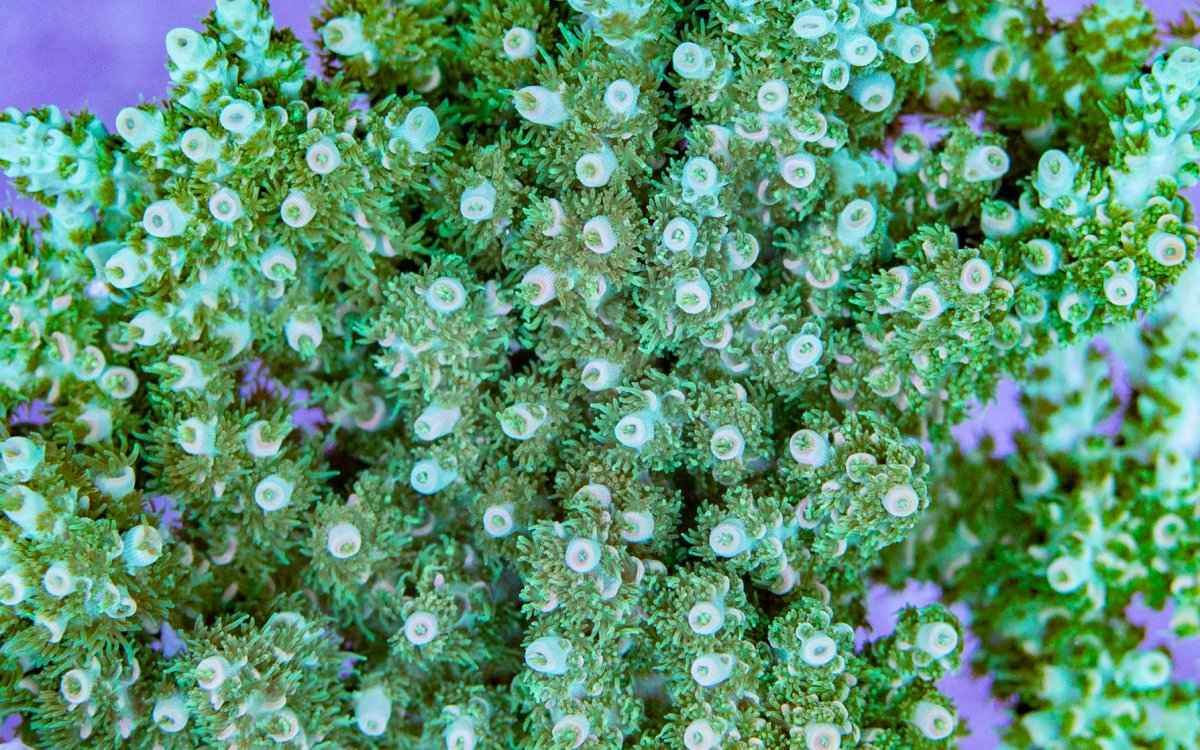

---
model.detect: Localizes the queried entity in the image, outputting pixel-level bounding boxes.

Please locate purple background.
[0,2,1197,748]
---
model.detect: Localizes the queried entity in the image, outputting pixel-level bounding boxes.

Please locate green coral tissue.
[2,0,1200,747]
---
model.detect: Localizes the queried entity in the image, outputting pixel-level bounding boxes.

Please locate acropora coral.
[1,0,1198,747]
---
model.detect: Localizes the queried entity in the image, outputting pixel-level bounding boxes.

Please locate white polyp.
[110,590,136,619]
[916,622,959,659]
[445,717,478,750]
[354,685,392,737]
[1047,556,1087,593]
[153,694,189,733]
[129,310,170,347]
[1105,274,1138,306]
[565,538,601,574]
[910,283,944,320]
[267,710,301,743]
[823,59,850,90]
[401,106,440,153]
[219,99,258,136]
[791,10,831,38]
[912,701,956,741]
[959,258,993,294]
[886,25,929,65]
[964,144,1010,182]
[861,0,897,22]
[500,403,548,440]
[690,653,734,687]
[459,179,497,223]
[0,571,28,606]
[483,503,516,538]
[260,246,297,281]
[254,474,294,512]
[786,333,824,372]
[165,27,216,70]
[1035,149,1076,199]
[757,79,790,113]
[838,199,877,245]
[514,85,568,127]
[122,525,164,568]
[682,156,719,195]
[780,153,817,188]
[116,107,165,148]
[285,315,323,352]
[525,636,571,675]
[1024,239,1059,275]
[710,425,745,461]
[581,215,618,255]
[684,719,719,750]
[1148,231,1188,266]
[60,669,93,705]
[502,26,537,60]
[181,127,219,162]
[1,436,43,480]
[675,276,712,315]
[1058,292,1094,325]
[403,611,440,645]
[726,233,760,270]
[522,264,559,306]
[789,429,830,467]
[265,611,306,631]
[415,403,462,440]
[1153,513,1184,549]
[663,217,698,253]
[195,656,232,691]
[75,345,106,382]
[553,715,591,749]
[883,484,921,518]
[850,72,896,113]
[143,200,189,238]
[78,407,114,444]
[581,359,621,391]
[208,188,244,223]
[620,511,655,543]
[574,483,612,506]
[673,42,714,79]
[576,148,617,187]
[280,191,315,228]
[615,412,655,449]
[805,723,842,750]
[167,354,208,392]
[178,417,217,456]
[327,522,363,559]
[604,79,640,116]
[540,198,566,237]
[800,632,838,666]
[306,138,342,174]
[840,34,879,66]
[1127,650,1172,690]
[322,15,370,56]
[688,601,726,635]
[710,520,750,557]
[104,246,151,290]
[245,420,285,458]
[94,466,134,501]
[410,458,457,494]
[425,277,468,313]
[102,367,140,400]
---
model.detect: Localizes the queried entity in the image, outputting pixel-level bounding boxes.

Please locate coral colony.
[2,0,1200,747]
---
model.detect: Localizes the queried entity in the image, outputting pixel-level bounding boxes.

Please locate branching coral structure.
[1,0,1199,747]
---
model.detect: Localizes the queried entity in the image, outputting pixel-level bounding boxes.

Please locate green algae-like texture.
[1,0,1199,748]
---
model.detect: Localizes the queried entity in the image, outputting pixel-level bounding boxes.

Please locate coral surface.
[1,0,1199,748]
